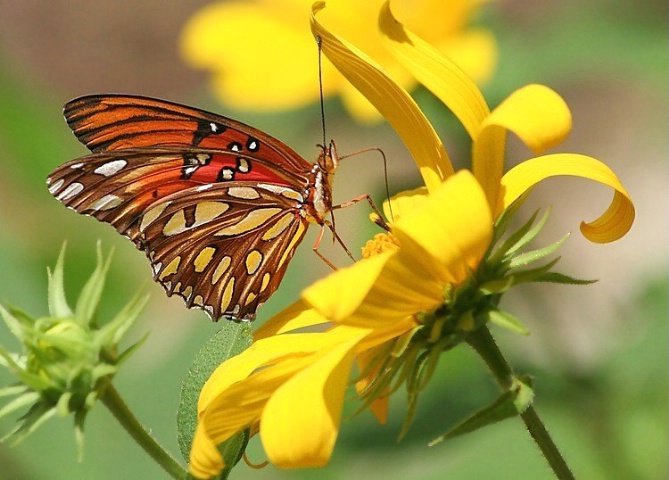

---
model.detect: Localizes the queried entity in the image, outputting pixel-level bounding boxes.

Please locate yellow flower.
[188,3,636,476]
[188,171,492,478]
[313,1,634,241]
[180,0,496,123]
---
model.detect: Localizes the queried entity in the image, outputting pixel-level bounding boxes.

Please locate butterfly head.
[317,140,339,175]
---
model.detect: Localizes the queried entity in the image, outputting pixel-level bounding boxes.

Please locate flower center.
[361,233,400,258]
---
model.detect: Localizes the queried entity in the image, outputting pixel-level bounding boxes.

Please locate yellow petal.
[499,154,635,242]
[379,1,490,140]
[261,332,365,467]
[383,187,429,223]
[474,84,572,206]
[393,171,493,284]
[311,1,451,192]
[303,251,396,321]
[253,299,328,340]
[181,1,330,110]
[191,353,317,478]
[199,330,351,410]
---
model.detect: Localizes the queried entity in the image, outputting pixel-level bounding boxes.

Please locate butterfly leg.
[333,194,390,231]
[312,225,339,270]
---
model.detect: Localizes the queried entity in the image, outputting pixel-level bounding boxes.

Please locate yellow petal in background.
[181,1,334,110]
[499,154,635,242]
[380,1,490,140]
[262,333,365,467]
[311,1,451,192]
[473,84,572,207]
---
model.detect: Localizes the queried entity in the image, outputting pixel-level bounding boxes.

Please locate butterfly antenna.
[317,35,327,150]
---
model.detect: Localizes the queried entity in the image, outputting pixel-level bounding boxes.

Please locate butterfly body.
[48,95,338,321]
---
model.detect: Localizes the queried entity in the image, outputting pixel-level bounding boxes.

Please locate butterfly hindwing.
[137,182,309,320]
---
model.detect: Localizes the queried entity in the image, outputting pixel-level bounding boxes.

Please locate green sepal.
[47,244,73,318]
[535,272,597,285]
[507,258,560,285]
[492,193,530,245]
[428,375,534,446]
[487,309,530,335]
[493,209,541,261]
[509,233,569,269]
[75,242,112,326]
[177,321,253,463]
[3,402,57,445]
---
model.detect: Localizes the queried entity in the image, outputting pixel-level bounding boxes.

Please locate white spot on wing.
[256,183,304,202]
[210,122,218,132]
[88,194,123,211]
[69,162,84,169]
[94,159,127,177]
[57,182,84,201]
[196,184,214,192]
[48,178,64,194]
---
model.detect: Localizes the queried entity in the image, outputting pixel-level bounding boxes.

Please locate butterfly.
[47,94,344,322]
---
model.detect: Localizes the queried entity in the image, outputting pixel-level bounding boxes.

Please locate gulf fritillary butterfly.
[47,94,346,322]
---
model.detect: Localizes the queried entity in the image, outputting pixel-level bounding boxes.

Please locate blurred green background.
[0,0,666,479]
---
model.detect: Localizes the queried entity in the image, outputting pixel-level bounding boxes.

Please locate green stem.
[101,383,188,479]
[467,326,575,480]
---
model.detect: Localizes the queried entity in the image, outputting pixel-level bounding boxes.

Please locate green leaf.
[429,375,534,446]
[488,310,530,335]
[48,244,73,318]
[508,233,569,269]
[177,322,253,462]
[75,242,112,325]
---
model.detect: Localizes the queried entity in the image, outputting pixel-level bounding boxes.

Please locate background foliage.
[0,1,666,478]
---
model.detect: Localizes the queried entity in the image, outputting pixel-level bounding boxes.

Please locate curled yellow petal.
[311,1,451,192]
[379,1,490,139]
[499,154,635,242]
[474,84,572,207]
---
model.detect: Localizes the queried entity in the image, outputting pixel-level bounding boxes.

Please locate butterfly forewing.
[64,95,308,172]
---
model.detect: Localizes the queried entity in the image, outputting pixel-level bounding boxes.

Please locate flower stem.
[467,326,575,480]
[101,383,188,479]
